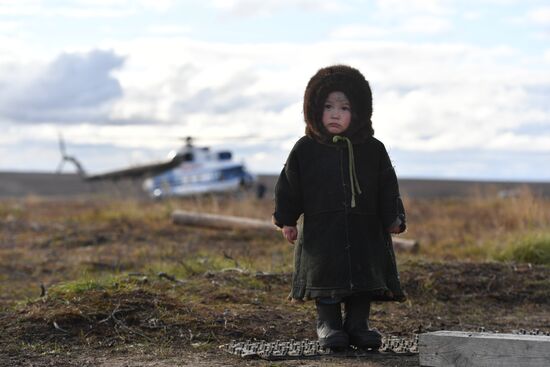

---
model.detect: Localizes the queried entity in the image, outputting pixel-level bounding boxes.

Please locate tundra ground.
[1,194,549,366]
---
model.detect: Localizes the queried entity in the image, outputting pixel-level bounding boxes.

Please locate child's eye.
[342,106,350,111]
[324,104,332,109]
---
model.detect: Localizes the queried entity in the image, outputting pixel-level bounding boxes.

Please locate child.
[273,65,407,351]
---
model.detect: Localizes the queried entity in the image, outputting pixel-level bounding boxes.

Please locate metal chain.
[221,335,418,360]
[221,328,549,360]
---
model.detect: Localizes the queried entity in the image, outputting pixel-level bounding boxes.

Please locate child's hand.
[282,225,298,244]
[388,216,406,234]
[388,224,402,234]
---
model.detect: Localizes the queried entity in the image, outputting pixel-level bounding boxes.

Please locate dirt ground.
[0,197,548,366]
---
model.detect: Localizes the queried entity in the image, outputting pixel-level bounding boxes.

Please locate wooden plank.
[392,237,419,252]
[172,210,274,231]
[171,210,419,251]
[419,331,550,367]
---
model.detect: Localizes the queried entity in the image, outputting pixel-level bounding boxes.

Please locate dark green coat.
[273,136,406,302]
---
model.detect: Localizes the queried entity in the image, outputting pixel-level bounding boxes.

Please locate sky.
[1,0,549,181]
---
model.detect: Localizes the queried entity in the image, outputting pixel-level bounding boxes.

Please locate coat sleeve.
[378,143,406,233]
[272,148,303,228]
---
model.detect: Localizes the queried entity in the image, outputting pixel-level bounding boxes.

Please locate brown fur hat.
[303,65,374,143]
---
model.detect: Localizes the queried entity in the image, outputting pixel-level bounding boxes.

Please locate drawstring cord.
[332,135,362,208]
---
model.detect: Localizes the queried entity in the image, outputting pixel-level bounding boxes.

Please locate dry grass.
[1,191,549,366]
[161,187,550,265]
[403,186,550,263]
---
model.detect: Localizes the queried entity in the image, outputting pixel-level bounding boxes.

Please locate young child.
[273,65,407,351]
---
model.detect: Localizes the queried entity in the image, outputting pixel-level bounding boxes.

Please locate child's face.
[322,91,351,135]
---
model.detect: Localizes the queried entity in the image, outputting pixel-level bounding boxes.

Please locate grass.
[49,274,130,296]
[402,187,550,263]
[494,233,550,265]
[147,251,245,278]
[1,189,549,364]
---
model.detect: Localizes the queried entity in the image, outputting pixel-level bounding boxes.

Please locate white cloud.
[486,132,550,151]
[462,11,482,21]
[0,20,21,32]
[330,15,452,40]
[375,0,452,16]
[138,0,176,11]
[0,0,174,18]
[0,50,124,123]
[375,81,550,153]
[401,16,453,33]
[0,1,114,17]
[3,38,547,160]
[90,38,550,162]
[146,25,192,35]
[506,5,550,29]
[527,6,550,24]
[2,38,537,156]
[210,0,348,17]
[330,25,391,39]
[2,14,550,176]
[0,0,41,16]
[367,0,455,37]
[48,6,136,18]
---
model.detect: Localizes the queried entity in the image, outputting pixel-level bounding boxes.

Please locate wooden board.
[171,210,418,251]
[419,331,550,367]
[172,210,274,231]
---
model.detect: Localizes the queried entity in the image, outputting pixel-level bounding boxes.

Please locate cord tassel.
[333,136,362,208]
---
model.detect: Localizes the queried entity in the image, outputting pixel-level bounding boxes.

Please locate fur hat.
[303,64,374,143]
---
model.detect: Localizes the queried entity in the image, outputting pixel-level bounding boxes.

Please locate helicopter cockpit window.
[218,151,232,160]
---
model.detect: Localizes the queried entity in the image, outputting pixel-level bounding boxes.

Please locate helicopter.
[56,135,257,199]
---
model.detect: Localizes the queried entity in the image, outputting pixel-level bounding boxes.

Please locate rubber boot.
[343,295,382,350]
[315,301,349,349]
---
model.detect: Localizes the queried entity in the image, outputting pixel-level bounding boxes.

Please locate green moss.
[494,233,550,265]
[49,274,129,296]
[149,252,240,278]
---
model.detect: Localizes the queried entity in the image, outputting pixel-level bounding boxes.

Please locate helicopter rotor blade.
[55,133,87,177]
[58,133,67,156]
[56,159,65,174]
[177,134,261,144]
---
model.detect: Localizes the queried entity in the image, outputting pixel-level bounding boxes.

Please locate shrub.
[495,233,550,265]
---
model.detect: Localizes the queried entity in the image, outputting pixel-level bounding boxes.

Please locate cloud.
[0,49,124,123]
[93,38,550,155]
[375,0,452,16]
[462,11,482,21]
[0,20,22,32]
[2,33,549,176]
[375,81,550,153]
[0,0,41,16]
[146,24,192,36]
[526,6,550,24]
[171,70,296,115]
[0,0,174,18]
[3,38,549,154]
[330,25,391,39]
[391,148,550,181]
[401,16,453,33]
[138,0,176,12]
[210,0,348,17]
[506,5,550,31]
[330,16,452,39]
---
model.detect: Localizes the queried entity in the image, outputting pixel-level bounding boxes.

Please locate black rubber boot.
[343,295,382,350]
[315,301,349,349]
